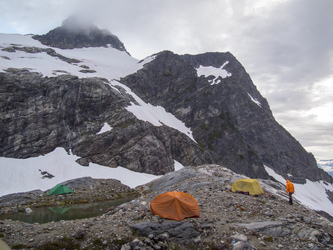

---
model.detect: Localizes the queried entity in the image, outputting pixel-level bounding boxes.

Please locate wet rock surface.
[1,165,333,249]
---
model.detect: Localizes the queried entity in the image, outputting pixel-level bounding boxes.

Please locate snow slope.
[265,166,333,217]
[0,34,140,79]
[0,148,163,196]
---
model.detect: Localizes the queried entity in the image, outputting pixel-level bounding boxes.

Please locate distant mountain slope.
[318,159,333,177]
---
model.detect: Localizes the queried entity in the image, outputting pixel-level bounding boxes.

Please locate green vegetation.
[248,149,258,159]
[203,91,212,96]
[12,244,28,249]
[91,238,104,248]
[121,121,135,129]
[200,123,208,130]
[264,236,274,242]
[197,140,206,150]
[170,83,196,102]
[208,129,222,140]
[39,236,80,250]
[111,236,134,247]
[238,154,245,160]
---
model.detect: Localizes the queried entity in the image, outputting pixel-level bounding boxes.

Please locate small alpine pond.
[0,195,137,224]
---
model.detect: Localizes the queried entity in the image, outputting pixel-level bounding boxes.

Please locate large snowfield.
[0,147,164,195]
[1,33,333,218]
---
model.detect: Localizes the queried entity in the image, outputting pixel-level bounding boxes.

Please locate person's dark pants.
[289,192,293,205]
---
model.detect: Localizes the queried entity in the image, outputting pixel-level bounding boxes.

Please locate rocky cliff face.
[0,68,211,175]
[120,51,331,183]
[0,21,331,184]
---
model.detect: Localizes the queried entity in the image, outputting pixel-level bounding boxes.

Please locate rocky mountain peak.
[33,16,128,53]
[61,15,100,34]
[1,26,333,211]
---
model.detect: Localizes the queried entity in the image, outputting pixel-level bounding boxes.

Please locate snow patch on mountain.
[0,33,140,80]
[196,61,232,85]
[138,55,156,66]
[248,93,262,107]
[110,80,196,142]
[97,123,112,135]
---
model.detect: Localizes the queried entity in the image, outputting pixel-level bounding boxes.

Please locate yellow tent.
[0,239,11,250]
[231,179,264,195]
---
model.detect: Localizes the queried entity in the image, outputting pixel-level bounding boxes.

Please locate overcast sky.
[1,0,332,160]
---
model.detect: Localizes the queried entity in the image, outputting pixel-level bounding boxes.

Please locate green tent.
[48,206,72,214]
[47,184,74,195]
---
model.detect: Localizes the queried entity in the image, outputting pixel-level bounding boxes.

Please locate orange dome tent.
[150,191,199,221]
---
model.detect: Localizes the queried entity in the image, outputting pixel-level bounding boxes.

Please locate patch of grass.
[264,236,274,242]
[208,129,222,140]
[248,149,258,159]
[167,243,181,250]
[203,91,212,96]
[170,83,196,102]
[121,121,135,129]
[197,141,206,150]
[238,154,245,160]
[110,235,134,248]
[39,236,80,250]
[12,244,28,249]
[200,123,208,130]
[91,238,104,248]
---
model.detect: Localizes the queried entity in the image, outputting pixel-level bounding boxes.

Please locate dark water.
[0,195,137,224]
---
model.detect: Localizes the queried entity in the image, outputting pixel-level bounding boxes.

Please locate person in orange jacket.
[286,180,295,205]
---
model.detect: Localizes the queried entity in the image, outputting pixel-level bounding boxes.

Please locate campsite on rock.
[1,165,333,249]
[1,15,333,250]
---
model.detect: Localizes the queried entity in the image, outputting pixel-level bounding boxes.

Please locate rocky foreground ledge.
[1,165,333,249]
